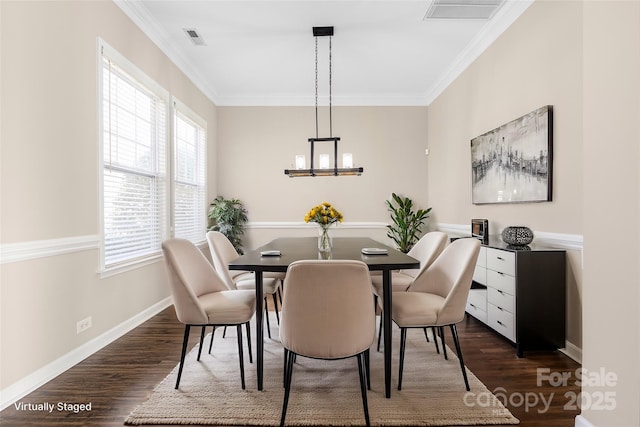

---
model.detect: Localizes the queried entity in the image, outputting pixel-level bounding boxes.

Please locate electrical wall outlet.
[76,316,92,334]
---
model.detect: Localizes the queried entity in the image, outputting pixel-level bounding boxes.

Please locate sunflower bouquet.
[304,202,344,226]
[305,202,343,252]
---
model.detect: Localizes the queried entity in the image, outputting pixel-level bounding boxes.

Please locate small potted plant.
[385,193,431,253]
[208,196,248,255]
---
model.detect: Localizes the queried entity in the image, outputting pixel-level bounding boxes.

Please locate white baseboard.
[0,297,173,411]
[561,340,582,364]
[575,414,596,427]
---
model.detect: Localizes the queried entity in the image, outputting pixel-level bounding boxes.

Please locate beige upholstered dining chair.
[391,237,480,391]
[371,231,449,296]
[371,231,449,350]
[162,238,256,389]
[279,260,375,427]
[206,230,282,338]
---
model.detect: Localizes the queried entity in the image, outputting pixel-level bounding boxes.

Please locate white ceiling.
[115,0,533,106]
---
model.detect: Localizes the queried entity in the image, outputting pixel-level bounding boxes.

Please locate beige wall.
[582,1,640,426]
[427,0,584,351]
[427,0,583,233]
[428,0,640,425]
[216,106,430,248]
[0,1,216,391]
[3,0,639,424]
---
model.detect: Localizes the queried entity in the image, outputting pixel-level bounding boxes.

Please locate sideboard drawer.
[487,269,516,294]
[467,237,566,357]
[476,247,487,268]
[466,301,487,323]
[473,265,487,285]
[488,303,515,342]
[488,287,515,313]
[486,248,515,275]
[468,288,487,312]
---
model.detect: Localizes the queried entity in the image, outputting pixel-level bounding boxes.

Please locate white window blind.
[100,44,168,269]
[173,102,207,243]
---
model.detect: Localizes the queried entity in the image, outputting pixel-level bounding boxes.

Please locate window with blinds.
[100,42,169,270]
[173,102,207,243]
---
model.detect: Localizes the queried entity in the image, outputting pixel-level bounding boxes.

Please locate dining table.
[228,236,420,398]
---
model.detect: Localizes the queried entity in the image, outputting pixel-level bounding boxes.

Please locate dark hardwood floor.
[1,305,581,426]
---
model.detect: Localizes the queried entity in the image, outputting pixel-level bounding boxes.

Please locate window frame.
[171,97,208,245]
[98,39,171,277]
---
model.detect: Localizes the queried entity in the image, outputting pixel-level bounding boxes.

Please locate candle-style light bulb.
[342,153,353,168]
[319,154,330,169]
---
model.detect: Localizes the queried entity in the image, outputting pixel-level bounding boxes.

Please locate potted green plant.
[385,193,432,253]
[208,196,248,255]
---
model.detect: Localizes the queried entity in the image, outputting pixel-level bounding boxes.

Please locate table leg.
[382,269,392,398]
[255,271,264,390]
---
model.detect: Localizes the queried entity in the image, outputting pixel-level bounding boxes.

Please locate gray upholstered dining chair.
[391,237,480,391]
[162,238,256,389]
[206,230,282,338]
[371,231,449,350]
[279,260,375,427]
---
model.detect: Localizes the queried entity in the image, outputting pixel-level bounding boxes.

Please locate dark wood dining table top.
[229,237,419,272]
[228,236,419,398]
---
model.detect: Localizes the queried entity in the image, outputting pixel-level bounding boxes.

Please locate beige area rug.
[126,318,519,426]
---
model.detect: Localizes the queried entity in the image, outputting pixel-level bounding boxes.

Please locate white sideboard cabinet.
[464,236,566,357]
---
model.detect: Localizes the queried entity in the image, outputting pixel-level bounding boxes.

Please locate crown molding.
[113,0,221,104]
[216,93,430,107]
[424,0,534,105]
[114,0,532,107]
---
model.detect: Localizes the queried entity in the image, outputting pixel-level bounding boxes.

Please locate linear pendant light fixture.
[285,26,364,177]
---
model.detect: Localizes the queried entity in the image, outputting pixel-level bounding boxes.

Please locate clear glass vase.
[318,225,333,252]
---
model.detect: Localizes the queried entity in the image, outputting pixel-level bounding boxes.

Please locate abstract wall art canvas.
[471,105,553,204]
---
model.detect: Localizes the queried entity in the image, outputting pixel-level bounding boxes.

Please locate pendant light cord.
[314,35,334,138]
[329,36,333,138]
[315,36,319,139]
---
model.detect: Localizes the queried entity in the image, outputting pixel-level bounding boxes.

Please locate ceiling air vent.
[184,28,206,46]
[424,0,505,20]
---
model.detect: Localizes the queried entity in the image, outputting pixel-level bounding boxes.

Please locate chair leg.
[244,322,253,363]
[278,285,283,305]
[398,328,407,390]
[175,325,191,389]
[272,293,280,324]
[264,297,272,339]
[223,326,227,338]
[422,327,430,343]
[236,324,246,390]
[357,352,371,427]
[440,326,448,360]
[208,326,216,354]
[282,348,288,387]
[364,349,371,390]
[450,324,470,391]
[432,326,440,354]
[280,350,296,427]
[197,326,206,361]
